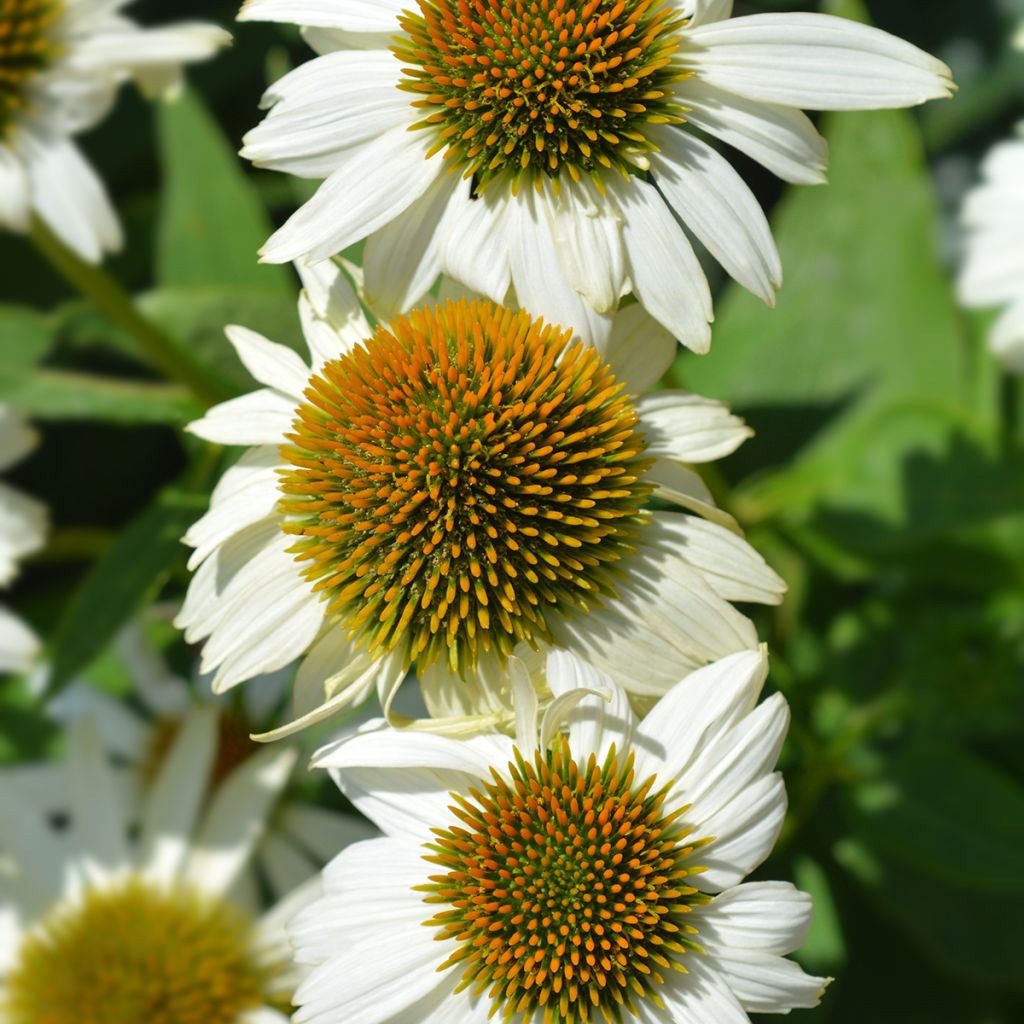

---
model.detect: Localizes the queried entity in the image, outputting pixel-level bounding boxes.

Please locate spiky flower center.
[278,299,651,674]
[3,878,285,1024]
[420,742,709,1024]
[395,0,688,188]
[0,0,62,136]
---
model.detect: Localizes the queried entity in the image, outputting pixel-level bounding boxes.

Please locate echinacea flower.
[177,259,784,738]
[958,125,1024,372]
[293,647,828,1024]
[239,0,953,350]
[0,0,229,262]
[0,405,47,674]
[0,713,327,1024]
[37,612,378,900]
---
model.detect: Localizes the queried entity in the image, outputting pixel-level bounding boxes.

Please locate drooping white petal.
[65,718,128,873]
[0,145,30,232]
[0,482,48,586]
[659,958,751,1024]
[185,747,298,896]
[296,256,371,367]
[647,458,742,534]
[261,128,442,265]
[550,179,625,314]
[681,13,954,110]
[438,179,512,304]
[652,127,782,305]
[676,78,828,185]
[508,186,614,347]
[0,605,40,674]
[23,133,121,263]
[363,170,450,313]
[601,302,677,394]
[139,706,218,885]
[614,175,713,353]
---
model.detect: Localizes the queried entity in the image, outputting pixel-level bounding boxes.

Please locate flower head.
[958,126,1024,372]
[178,260,784,738]
[293,648,829,1023]
[0,712,324,1023]
[0,0,228,261]
[240,0,953,351]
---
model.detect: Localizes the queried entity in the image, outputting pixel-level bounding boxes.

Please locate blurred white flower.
[239,0,952,351]
[177,258,784,739]
[295,647,829,1024]
[0,405,47,675]
[0,0,229,262]
[31,612,379,902]
[0,715,317,1023]
[958,127,1024,372]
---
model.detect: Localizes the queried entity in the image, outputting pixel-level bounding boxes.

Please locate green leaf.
[793,856,846,974]
[0,367,200,425]
[139,285,307,395]
[0,304,54,371]
[845,744,1024,894]
[836,837,1024,991]
[740,399,1024,553]
[46,479,210,696]
[156,89,291,294]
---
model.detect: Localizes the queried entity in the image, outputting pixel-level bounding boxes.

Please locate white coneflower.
[958,126,1024,372]
[293,647,829,1024]
[238,0,952,350]
[0,0,228,262]
[176,259,784,738]
[0,405,47,674]
[0,713,329,1024]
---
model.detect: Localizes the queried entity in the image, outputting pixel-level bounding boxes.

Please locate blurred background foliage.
[2,0,1024,1021]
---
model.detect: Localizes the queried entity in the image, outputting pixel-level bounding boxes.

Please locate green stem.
[30,219,229,407]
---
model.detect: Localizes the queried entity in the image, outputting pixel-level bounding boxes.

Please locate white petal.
[710,949,827,1013]
[676,78,828,185]
[683,0,733,28]
[682,13,954,110]
[638,389,752,463]
[0,145,30,232]
[238,0,405,33]
[182,446,282,571]
[185,388,296,445]
[694,881,814,956]
[636,648,768,781]
[139,706,218,885]
[438,179,512,303]
[224,325,311,400]
[243,51,408,178]
[601,302,677,394]
[261,129,441,265]
[544,649,637,765]
[296,257,371,368]
[551,179,625,313]
[277,804,379,863]
[24,134,122,263]
[552,539,759,696]
[698,771,787,891]
[645,513,786,605]
[990,299,1024,373]
[186,747,298,896]
[48,681,149,761]
[653,128,781,304]
[363,169,450,313]
[660,959,750,1024]
[507,186,614,347]
[614,175,713,352]
[66,718,128,872]
[0,482,47,586]
[647,458,742,534]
